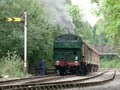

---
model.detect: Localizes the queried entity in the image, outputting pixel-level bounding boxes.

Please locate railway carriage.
[53,34,99,75]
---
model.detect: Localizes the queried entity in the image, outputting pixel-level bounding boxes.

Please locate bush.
[0,51,27,77]
[100,59,120,68]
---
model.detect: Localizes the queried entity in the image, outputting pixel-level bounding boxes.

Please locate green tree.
[0,0,65,73]
[69,5,94,45]
[92,0,120,54]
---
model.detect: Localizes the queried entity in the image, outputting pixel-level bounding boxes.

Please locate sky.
[71,0,99,27]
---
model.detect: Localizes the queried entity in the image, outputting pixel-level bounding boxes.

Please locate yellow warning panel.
[7,17,24,22]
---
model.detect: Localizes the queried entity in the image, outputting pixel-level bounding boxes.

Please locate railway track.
[0,71,114,90]
[16,71,116,90]
[26,71,107,84]
[0,67,55,85]
[0,74,58,86]
[0,75,75,89]
[0,70,105,86]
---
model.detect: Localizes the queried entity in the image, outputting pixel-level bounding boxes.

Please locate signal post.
[24,12,28,73]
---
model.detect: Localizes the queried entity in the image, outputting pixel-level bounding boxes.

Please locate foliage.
[0,0,64,69]
[0,51,27,77]
[0,0,96,74]
[93,0,120,54]
[69,5,95,45]
[100,59,120,68]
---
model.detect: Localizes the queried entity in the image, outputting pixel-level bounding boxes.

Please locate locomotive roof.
[55,34,82,41]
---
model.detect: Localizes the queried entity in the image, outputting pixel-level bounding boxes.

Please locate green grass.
[0,51,28,78]
[100,59,120,68]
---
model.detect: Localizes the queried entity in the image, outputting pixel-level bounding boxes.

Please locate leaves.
[0,0,98,71]
[69,5,95,45]
[0,0,59,67]
[101,0,120,44]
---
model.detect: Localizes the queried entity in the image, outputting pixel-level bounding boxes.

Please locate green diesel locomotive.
[53,34,99,75]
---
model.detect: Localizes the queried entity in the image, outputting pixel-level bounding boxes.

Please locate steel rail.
[13,71,116,90]
[0,71,108,90]
[0,74,57,85]
[0,75,74,89]
[25,71,107,85]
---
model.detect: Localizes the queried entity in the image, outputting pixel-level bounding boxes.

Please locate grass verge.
[100,59,120,68]
[0,51,28,78]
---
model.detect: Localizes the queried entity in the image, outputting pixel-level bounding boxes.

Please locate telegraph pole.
[24,12,28,73]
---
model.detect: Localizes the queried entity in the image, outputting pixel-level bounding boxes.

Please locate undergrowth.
[100,59,120,68]
[0,51,28,77]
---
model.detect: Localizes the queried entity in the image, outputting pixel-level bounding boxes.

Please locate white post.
[24,12,27,73]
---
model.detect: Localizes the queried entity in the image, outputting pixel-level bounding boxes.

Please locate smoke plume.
[40,0,75,34]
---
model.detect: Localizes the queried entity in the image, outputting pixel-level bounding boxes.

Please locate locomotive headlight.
[75,56,78,60]
[56,61,60,65]
[74,61,78,66]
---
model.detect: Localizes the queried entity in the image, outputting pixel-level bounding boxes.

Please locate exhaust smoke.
[40,0,75,34]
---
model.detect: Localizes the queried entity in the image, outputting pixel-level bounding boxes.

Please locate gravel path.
[63,70,120,90]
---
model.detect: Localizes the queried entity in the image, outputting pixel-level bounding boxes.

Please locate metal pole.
[24,12,27,73]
